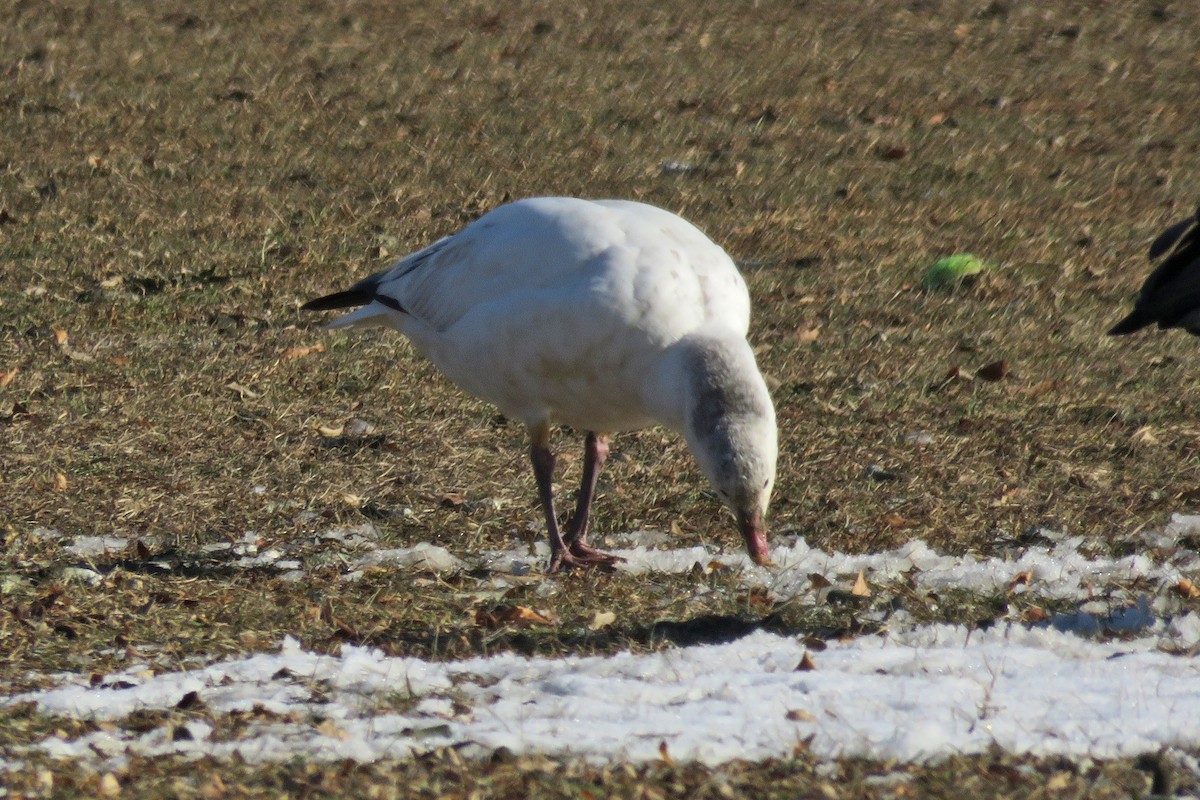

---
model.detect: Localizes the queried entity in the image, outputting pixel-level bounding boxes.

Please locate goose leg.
[564,432,624,566]
[530,426,610,573]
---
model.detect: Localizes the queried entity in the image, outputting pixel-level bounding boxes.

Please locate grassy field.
[3,0,1200,796]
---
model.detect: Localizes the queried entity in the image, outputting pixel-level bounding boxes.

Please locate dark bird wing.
[1108,209,1200,336]
[299,236,458,316]
[301,281,404,313]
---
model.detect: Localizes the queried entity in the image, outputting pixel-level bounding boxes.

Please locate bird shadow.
[324,611,883,661]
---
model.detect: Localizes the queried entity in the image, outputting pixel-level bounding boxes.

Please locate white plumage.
[303,197,777,571]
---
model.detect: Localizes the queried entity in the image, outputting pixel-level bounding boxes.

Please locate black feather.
[300,289,373,311]
[1106,309,1150,336]
[1148,212,1198,259]
[1109,209,1200,337]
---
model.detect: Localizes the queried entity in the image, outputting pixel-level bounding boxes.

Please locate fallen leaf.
[976,359,1009,381]
[794,323,821,343]
[851,570,871,597]
[315,720,349,740]
[882,512,916,529]
[319,600,361,639]
[808,572,832,589]
[0,367,17,389]
[1023,606,1049,624]
[280,343,325,360]
[440,491,465,508]
[98,773,120,797]
[588,610,616,631]
[36,770,53,792]
[878,144,909,160]
[1045,772,1072,792]
[87,154,108,169]
[786,708,816,721]
[658,740,674,765]
[1027,379,1057,399]
[796,651,817,671]
[927,112,947,126]
[176,690,204,710]
[317,423,344,437]
[53,472,68,492]
[1131,426,1159,446]
[1176,579,1200,599]
[1007,571,1033,592]
[52,327,69,347]
[474,605,554,629]
[199,774,226,800]
[740,586,772,609]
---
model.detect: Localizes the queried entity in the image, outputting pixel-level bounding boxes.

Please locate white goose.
[302,197,777,572]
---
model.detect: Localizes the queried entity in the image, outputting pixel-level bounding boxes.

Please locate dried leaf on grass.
[319,600,361,639]
[315,720,350,740]
[280,343,325,360]
[474,605,555,629]
[226,381,258,399]
[98,773,120,797]
[588,610,616,631]
[882,512,916,529]
[1131,426,1159,447]
[0,367,17,389]
[976,359,1009,382]
[740,586,773,610]
[851,570,871,597]
[199,775,226,800]
[794,323,821,343]
[1023,607,1049,624]
[1007,571,1033,593]
[1175,579,1200,599]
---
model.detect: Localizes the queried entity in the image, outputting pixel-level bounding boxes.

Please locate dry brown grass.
[4,0,1200,794]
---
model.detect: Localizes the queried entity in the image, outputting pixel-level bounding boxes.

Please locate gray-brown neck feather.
[646,328,776,512]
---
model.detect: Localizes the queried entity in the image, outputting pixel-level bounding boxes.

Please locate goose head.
[669,329,778,565]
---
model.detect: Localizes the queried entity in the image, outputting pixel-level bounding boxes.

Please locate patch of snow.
[8,623,1200,772]
[58,567,103,586]
[29,527,66,541]
[613,524,1200,604]
[64,536,129,558]
[317,523,381,545]
[352,543,464,574]
[9,514,1200,773]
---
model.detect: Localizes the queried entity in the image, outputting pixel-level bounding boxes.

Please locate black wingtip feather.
[300,289,372,312]
[1107,310,1149,336]
[1147,214,1199,260]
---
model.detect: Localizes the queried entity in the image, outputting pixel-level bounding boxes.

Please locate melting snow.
[8,622,1200,771]
[7,514,1200,773]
